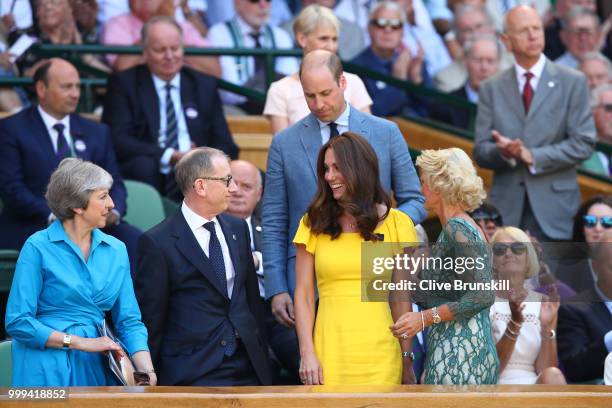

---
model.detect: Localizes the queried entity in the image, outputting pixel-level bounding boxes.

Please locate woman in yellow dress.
[293,131,418,385]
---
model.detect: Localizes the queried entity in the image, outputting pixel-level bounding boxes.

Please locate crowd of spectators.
[0,0,611,388]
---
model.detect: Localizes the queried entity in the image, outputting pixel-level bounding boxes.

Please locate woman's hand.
[299,352,323,385]
[390,311,423,339]
[508,288,526,325]
[147,372,157,386]
[539,286,560,329]
[73,336,125,357]
[402,362,417,384]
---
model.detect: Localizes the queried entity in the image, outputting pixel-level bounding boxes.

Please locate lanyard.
[225,18,277,82]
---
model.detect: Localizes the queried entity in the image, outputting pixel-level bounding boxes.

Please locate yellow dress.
[293,209,417,385]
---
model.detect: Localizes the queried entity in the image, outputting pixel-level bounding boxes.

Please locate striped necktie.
[54,123,72,160]
[164,82,179,149]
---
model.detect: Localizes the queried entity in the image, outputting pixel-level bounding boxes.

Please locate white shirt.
[317,102,351,145]
[37,106,72,155]
[0,0,32,30]
[465,83,479,104]
[151,73,191,174]
[245,215,265,298]
[514,53,546,95]
[182,201,236,298]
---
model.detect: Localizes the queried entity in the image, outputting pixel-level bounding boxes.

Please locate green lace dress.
[419,218,499,384]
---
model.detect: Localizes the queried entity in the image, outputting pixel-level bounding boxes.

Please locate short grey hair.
[590,83,612,108]
[561,6,600,30]
[141,16,184,48]
[175,147,229,195]
[455,5,493,34]
[580,51,612,74]
[464,33,502,59]
[369,1,407,24]
[45,158,113,221]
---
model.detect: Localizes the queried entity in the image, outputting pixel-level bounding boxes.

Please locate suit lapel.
[501,68,526,124]
[69,115,92,161]
[137,67,160,143]
[299,114,322,181]
[31,107,57,162]
[217,215,241,300]
[172,212,229,300]
[250,214,262,252]
[526,60,557,121]
[348,107,370,140]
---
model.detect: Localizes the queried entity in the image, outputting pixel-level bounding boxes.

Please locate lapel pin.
[255,225,262,232]
[232,234,237,240]
[548,81,555,88]
[74,139,86,152]
[185,107,199,119]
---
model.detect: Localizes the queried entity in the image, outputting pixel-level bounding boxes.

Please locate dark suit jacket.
[429,84,472,131]
[0,106,127,249]
[134,210,271,386]
[102,64,238,171]
[249,210,262,252]
[558,288,612,382]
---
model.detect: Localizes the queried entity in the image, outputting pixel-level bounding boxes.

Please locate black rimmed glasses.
[200,174,234,188]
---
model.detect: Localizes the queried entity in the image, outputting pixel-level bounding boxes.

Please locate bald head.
[227,160,263,219]
[34,58,80,120]
[502,6,545,68]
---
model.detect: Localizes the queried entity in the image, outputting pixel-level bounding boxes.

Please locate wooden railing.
[1,385,611,407]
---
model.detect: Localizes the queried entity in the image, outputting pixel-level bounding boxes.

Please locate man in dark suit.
[0,58,140,259]
[134,148,271,386]
[102,16,239,200]
[431,34,501,131]
[225,159,300,384]
[558,230,612,382]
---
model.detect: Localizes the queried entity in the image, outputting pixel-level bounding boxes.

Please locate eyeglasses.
[583,215,612,229]
[200,175,233,188]
[492,242,527,256]
[370,18,403,30]
[597,103,612,113]
[246,0,271,3]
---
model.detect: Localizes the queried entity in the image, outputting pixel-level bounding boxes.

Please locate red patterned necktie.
[522,72,534,113]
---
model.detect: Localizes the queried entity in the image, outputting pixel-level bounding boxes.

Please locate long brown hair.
[306,131,391,240]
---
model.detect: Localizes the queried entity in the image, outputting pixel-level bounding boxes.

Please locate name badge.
[185,107,198,119]
[74,139,86,152]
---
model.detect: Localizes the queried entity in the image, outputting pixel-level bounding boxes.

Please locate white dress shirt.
[317,102,351,144]
[151,74,191,174]
[514,53,546,96]
[182,202,236,298]
[37,106,72,155]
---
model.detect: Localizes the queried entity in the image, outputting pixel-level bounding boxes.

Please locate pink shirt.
[102,13,208,65]
[263,73,372,125]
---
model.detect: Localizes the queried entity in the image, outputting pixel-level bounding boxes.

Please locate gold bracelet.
[506,325,520,336]
[509,318,522,328]
[420,311,425,332]
[503,331,517,341]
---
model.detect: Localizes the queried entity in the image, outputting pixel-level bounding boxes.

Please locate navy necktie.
[329,122,339,139]
[203,221,228,296]
[54,123,71,160]
[248,32,265,75]
[164,83,178,150]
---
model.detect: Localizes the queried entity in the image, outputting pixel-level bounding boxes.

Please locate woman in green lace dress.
[391,148,499,384]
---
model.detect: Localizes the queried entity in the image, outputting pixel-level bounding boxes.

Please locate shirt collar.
[181,201,217,232]
[151,72,181,93]
[235,14,263,36]
[464,83,479,103]
[514,53,546,84]
[317,102,350,129]
[37,105,70,135]
[47,218,110,249]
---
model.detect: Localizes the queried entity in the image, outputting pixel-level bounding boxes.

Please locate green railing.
[0,43,609,183]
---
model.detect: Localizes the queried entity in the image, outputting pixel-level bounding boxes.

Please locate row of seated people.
[0,2,610,177]
[0,3,610,386]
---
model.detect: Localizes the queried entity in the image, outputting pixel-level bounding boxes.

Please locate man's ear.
[500,33,512,53]
[35,81,46,101]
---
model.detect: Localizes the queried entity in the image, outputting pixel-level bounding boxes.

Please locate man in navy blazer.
[0,58,139,258]
[262,50,426,328]
[134,148,271,386]
[102,16,238,199]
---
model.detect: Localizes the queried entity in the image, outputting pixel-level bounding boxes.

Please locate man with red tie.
[473,5,596,242]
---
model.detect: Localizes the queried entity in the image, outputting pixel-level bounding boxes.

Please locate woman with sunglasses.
[263,4,372,134]
[489,227,566,384]
[390,148,499,384]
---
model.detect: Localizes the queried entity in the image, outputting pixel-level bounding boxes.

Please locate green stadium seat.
[123,180,166,231]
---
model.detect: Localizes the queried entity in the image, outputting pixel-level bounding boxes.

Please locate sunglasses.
[370,18,403,30]
[472,212,502,224]
[200,174,234,188]
[492,242,527,256]
[583,215,612,229]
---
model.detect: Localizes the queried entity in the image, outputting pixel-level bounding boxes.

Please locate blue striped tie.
[164,83,178,150]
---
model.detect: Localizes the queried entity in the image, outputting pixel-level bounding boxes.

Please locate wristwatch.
[431,307,441,324]
[402,351,415,361]
[547,329,556,340]
[62,334,72,349]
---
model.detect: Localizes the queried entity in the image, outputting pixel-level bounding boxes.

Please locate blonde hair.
[415,148,486,211]
[293,4,340,38]
[491,227,540,278]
